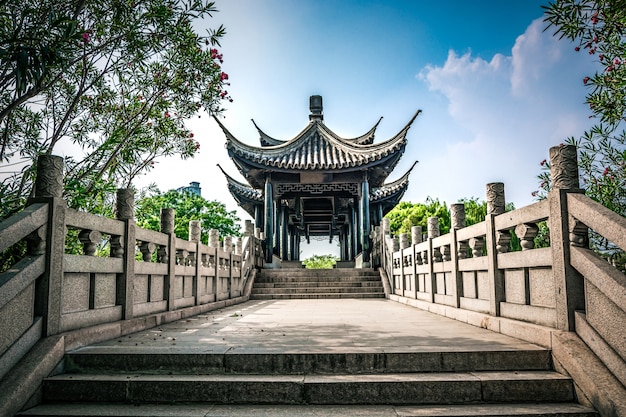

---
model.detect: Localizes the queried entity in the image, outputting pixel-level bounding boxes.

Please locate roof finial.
[309,95,323,121]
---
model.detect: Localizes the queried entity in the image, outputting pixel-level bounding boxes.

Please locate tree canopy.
[538,0,625,217]
[0,0,230,219]
[135,188,240,244]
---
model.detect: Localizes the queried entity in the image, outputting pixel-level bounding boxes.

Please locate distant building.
[176,181,201,196]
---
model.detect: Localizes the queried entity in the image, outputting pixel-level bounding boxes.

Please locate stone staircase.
[250,268,385,299]
[20,346,596,416]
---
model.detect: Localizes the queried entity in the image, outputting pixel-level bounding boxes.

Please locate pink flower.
[540,159,547,166]
[189,133,194,138]
[220,72,229,81]
[583,76,590,84]
[82,32,90,43]
[574,46,580,52]
[603,167,610,176]
[165,112,170,118]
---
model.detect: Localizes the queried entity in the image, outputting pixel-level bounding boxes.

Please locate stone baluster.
[78,230,101,256]
[176,249,188,266]
[469,237,485,257]
[139,241,156,262]
[515,223,539,250]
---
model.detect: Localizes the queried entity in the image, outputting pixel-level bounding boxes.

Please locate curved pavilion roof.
[215,110,420,189]
[253,117,384,147]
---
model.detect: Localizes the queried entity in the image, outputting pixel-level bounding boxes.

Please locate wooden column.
[264,177,274,263]
[360,176,371,263]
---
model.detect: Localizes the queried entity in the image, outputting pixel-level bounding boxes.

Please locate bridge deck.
[79,298,542,355]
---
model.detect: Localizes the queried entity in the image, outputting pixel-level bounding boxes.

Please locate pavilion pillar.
[281,203,289,260]
[350,203,358,259]
[254,205,263,230]
[264,177,274,263]
[359,177,371,263]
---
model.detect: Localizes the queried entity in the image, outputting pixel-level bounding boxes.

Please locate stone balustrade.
[0,155,264,388]
[373,145,626,395]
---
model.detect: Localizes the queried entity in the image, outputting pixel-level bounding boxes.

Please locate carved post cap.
[189,220,201,242]
[427,217,440,239]
[450,203,466,230]
[399,233,410,249]
[244,220,254,236]
[411,225,422,244]
[223,235,233,252]
[116,188,135,220]
[550,144,580,190]
[34,155,64,198]
[391,236,400,252]
[382,218,391,236]
[486,182,506,215]
[208,229,220,248]
[235,237,243,254]
[160,208,175,234]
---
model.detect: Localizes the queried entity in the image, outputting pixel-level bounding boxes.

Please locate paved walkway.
[83,299,542,354]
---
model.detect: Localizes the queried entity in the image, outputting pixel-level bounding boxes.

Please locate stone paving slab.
[76,299,544,355]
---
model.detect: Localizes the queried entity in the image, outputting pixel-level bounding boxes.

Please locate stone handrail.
[0,155,263,395]
[374,145,626,414]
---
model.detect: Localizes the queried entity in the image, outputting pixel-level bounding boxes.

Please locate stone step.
[250,292,386,300]
[255,275,382,283]
[64,350,553,375]
[251,286,384,294]
[254,281,383,288]
[17,402,599,416]
[42,371,574,405]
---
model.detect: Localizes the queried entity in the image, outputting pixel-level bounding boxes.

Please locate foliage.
[385,197,451,238]
[538,0,626,257]
[0,0,231,219]
[134,188,240,244]
[302,254,339,269]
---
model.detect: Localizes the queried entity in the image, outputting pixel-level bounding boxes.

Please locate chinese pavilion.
[216,96,420,264]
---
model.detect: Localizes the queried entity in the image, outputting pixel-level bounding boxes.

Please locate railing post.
[411,226,422,298]
[209,229,220,299]
[223,236,233,298]
[549,144,586,331]
[161,208,177,311]
[450,203,465,308]
[189,220,201,305]
[427,217,439,303]
[486,182,506,316]
[115,188,135,319]
[30,155,66,336]
[399,233,409,295]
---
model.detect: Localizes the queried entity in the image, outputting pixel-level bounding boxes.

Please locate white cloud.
[413,18,595,207]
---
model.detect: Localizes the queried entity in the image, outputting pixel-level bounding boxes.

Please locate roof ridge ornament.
[309,95,323,121]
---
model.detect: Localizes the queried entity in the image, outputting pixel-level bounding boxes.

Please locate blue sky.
[138,0,597,236]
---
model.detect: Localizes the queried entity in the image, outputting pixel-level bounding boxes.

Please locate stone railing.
[0,155,263,400]
[373,145,626,415]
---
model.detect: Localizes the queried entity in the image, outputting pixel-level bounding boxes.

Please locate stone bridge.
[0,145,624,416]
